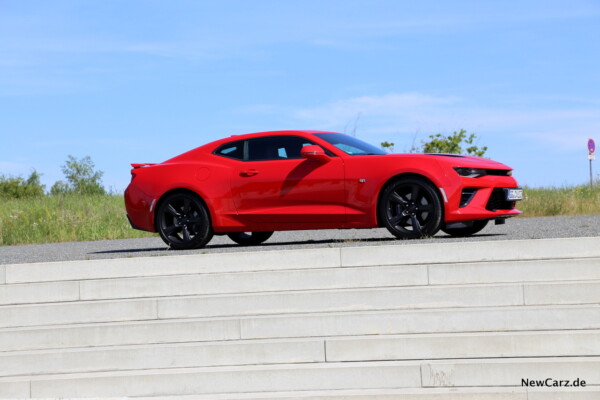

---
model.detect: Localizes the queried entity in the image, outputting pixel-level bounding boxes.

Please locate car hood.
[386,153,513,170]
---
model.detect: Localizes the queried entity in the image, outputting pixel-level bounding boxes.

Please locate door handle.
[240,169,259,177]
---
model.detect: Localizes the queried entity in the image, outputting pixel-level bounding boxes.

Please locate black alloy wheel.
[441,220,489,237]
[156,192,213,249]
[227,231,274,246]
[380,177,442,239]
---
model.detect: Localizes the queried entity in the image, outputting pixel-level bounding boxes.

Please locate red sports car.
[125,130,522,249]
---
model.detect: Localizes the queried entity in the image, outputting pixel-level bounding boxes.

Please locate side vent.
[460,188,478,208]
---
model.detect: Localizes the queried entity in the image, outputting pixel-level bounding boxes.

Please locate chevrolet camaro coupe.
[125,130,522,249]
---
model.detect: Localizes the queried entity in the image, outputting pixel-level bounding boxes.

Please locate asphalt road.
[1,215,600,265]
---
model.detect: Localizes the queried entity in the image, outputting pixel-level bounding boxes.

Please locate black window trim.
[214,135,338,162]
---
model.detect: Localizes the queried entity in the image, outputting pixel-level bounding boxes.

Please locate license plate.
[504,188,523,201]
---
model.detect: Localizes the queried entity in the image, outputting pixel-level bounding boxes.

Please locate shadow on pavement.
[91,247,168,254]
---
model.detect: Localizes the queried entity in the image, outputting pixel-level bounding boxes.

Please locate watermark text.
[521,378,586,388]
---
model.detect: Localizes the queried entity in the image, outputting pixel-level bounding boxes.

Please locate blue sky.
[1,0,599,191]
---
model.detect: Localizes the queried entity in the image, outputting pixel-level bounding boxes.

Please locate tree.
[49,180,70,196]
[420,129,487,157]
[380,141,395,153]
[51,155,106,195]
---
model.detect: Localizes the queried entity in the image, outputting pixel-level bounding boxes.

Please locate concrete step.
[340,237,600,267]
[0,317,241,352]
[242,304,600,339]
[157,283,525,319]
[525,280,600,305]
[0,298,157,328]
[0,282,527,328]
[4,384,600,400]
[0,380,28,398]
[133,387,600,400]
[134,388,529,400]
[54,258,600,300]
[428,257,600,285]
[4,247,341,284]
[0,339,325,378]
[5,237,600,284]
[78,264,428,301]
[4,258,600,306]
[2,305,599,352]
[325,330,600,362]
[0,361,423,397]
[2,259,600,309]
[0,358,598,397]
[2,330,600,378]
[0,280,79,306]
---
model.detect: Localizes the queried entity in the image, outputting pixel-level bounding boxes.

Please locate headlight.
[454,167,487,178]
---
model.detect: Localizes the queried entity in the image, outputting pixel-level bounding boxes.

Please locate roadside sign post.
[588,139,596,187]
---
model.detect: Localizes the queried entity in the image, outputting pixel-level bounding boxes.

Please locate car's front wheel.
[380,177,442,239]
[441,220,488,237]
[227,231,274,246]
[156,192,213,250]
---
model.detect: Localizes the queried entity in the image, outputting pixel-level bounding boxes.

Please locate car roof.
[225,130,337,140]
[164,130,342,162]
[204,130,342,150]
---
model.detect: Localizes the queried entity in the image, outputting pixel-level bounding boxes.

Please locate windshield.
[315,133,386,156]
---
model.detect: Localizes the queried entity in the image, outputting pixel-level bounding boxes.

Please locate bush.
[0,170,45,199]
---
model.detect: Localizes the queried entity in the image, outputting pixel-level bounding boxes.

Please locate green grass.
[0,194,153,246]
[1,185,599,246]
[519,185,600,217]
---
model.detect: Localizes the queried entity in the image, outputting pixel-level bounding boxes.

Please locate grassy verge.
[1,185,599,246]
[519,185,600,217]
[0,194,153,246]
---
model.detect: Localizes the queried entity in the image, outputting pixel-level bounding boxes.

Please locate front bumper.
[444,176,522,222]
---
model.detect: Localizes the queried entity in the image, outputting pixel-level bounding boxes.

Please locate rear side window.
[214,140,244,160]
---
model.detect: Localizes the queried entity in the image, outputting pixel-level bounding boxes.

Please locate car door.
[229,135,346,223]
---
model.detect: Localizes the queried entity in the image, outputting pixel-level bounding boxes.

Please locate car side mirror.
[300,145,330,162]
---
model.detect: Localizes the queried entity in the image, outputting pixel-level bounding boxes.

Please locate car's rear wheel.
[441,220,488,237]
[156,193,213,250]
[227,231,274,246]
[380,177,442,239]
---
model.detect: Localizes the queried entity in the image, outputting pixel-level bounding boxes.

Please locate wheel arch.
[375,172,445,227]
[153,188,212,231]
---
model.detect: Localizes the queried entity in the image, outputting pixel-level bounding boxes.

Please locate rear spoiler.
[131,163,157,169]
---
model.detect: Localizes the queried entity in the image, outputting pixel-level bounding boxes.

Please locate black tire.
[441,220,489,237]
[227,231,274,246]
[379,177,443,239]
[156,192,213,250]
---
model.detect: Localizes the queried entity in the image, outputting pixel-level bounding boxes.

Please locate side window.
[214,140,244,160]
[247,136,314,161]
